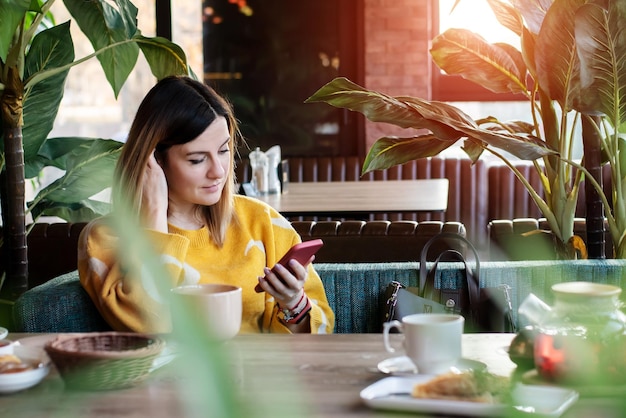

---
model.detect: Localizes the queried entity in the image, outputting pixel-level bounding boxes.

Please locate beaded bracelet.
[279,294,312,324]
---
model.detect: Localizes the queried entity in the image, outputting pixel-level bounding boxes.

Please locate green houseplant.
[306,0,626,259]
[0,0,191,298]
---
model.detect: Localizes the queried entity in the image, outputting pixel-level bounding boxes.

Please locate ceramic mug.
[383,313,464,374]
[170,284,242,341]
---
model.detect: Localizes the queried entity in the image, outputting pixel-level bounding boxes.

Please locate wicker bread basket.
[44,332,165,390]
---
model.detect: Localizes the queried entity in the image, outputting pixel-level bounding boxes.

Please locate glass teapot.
[531,281,626,385]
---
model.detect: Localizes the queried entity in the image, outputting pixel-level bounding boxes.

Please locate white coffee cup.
[383,313,464,374]
[170,284,242,341]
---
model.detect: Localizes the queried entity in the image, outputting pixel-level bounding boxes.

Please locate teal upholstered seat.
[12,270,111,333]
[12,260,626,333]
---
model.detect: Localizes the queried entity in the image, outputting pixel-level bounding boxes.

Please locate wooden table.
[0,333,613,417]
[254,180,449,217]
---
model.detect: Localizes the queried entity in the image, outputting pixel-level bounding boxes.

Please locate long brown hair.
[113,76,241,246]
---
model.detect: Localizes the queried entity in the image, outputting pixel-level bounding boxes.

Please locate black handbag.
[382,232,516,333]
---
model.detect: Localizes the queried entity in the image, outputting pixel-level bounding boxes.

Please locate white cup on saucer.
[383,313,464,375]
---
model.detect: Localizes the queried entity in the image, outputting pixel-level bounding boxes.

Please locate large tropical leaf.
[509,0,552,34]
[520,25,538,79]
[400,96,554,160]
[306,77,555,161]
[29,198,111,222]
[431,28,528,96]
[305,77,465,141]
[363,134,461,173]
[34,137,122,202]
[63,0,139,97]
[0,0,31,62]
[487,0,525,37]
[37,136,112,164]
[534,0,585,110]
[575,1,626,126]
[136,36,191,79]
[22,22,74,174]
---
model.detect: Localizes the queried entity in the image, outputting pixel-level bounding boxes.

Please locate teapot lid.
[552,281,621,298]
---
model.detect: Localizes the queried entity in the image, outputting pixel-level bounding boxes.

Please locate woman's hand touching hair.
[141,152,169,232]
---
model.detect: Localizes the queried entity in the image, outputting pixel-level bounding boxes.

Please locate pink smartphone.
[254,239,324,292]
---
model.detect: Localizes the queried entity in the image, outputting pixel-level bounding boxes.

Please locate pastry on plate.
[412,369,510,403]
[0,353,35,374]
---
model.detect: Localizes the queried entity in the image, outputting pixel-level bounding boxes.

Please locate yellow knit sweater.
[78,195,335,334]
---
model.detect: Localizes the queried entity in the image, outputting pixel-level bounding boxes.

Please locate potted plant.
[0,0,191,299]
[306,0,625,259]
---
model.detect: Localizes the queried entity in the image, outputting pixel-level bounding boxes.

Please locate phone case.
[254,239,324,292]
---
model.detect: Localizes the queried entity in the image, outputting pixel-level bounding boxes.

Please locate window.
[202,0,364,157]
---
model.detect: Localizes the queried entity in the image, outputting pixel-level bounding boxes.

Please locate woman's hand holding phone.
[255,239,324,294]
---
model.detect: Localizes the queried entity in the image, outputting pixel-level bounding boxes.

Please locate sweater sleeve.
[77,218,189,333]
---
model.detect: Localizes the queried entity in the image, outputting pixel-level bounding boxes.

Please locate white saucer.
[0,327,7,340]
[377,356,486,376]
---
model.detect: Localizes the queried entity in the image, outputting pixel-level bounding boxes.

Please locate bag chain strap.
[384,281,404,321]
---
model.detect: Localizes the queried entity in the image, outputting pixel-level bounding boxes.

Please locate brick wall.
[363,0,434,150]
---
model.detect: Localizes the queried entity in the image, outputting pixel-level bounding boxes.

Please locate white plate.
[361,376,579,417]
[0,345,50,394]
[377,356,486,375]
[0,327,7,340]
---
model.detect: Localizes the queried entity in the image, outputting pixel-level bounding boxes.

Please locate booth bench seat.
[488,218,615,260]
[13,260,626,334]
[1,220,466,290]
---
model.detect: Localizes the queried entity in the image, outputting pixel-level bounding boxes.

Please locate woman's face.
[161,116,230,211]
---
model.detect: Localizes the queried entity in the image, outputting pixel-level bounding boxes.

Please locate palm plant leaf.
[0,0,31,61]
[22,22,74,174]
[400,96,554,160]
[306,77,556,163]
[63,0,140,98]
[431,28,528,96]
[487,0,524,36]
[137,36,190,79]
[35,137,122,203]
[520,25,538,77]
[363,134,460,173]
[534,0,585,110]
[575,1,626,126]
[305,77,465,140]
[29,198,112,222]
[509,0,551,34]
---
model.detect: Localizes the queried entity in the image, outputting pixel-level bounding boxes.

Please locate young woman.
[78,75,334,334]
